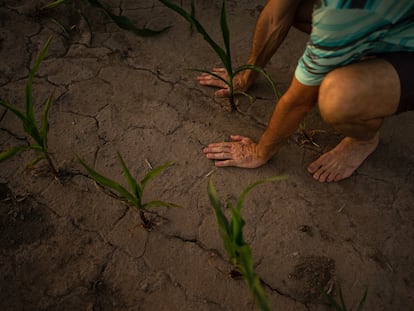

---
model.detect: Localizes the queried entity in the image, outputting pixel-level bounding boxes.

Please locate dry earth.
[1,1,414,310]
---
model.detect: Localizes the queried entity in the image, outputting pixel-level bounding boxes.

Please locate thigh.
[319,58,401,120]
[376,52,414,114]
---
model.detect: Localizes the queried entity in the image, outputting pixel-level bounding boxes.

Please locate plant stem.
[227,75,236,111]
[139,209,151,229]
[45,152,59,177]
[229,95,237,111]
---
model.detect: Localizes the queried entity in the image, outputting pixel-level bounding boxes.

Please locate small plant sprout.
[78,152,178,229]
[207,175,287,311]
[322,282,368,311]
[0,37,59,177]
[159,0,280,111]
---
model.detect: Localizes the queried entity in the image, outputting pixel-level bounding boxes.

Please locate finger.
[215,88,230,97]
[197,73,222,81]
[207,141,234,148]
[203,145,231,153]
[230,135,252,144]
[199,79,228,89]
[214,159,236,167]
[212,68,226,73]
[196,74,212,81]
[205,152,232,160]
[230,135,245,142]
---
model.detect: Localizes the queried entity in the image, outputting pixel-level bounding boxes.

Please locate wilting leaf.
[88,0,170,37]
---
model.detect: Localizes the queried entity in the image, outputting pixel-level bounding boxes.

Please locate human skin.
[197,0,312,97]
[204,60,400,182]
[201,0,402,182]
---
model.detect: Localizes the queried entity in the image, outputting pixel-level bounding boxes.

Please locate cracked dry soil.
[1,1,414,310]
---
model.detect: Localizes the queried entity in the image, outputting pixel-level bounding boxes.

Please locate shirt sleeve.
[294,6,385,86]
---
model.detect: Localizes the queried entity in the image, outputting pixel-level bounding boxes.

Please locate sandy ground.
[1,1,414,310]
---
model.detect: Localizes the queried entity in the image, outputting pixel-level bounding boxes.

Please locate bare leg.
[198,0,315,96]
[307,59,401,182]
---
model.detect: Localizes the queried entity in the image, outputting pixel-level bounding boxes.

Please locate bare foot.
[307,133,380,182]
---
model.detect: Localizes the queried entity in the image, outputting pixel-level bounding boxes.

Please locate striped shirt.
[295,0,414,86]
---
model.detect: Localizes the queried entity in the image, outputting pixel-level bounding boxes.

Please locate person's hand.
[203,135,268,168]
[196,68,250,97]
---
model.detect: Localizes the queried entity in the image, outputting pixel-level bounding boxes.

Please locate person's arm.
[197,0,303,96]
[256,77,318,159]
[243,0,303,84]
[203,77,319,168]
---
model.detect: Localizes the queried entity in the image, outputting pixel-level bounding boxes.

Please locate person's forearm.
[244,0,302,83]
[257,77,319,160]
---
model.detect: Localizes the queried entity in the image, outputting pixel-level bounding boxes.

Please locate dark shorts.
[377,52,414,114]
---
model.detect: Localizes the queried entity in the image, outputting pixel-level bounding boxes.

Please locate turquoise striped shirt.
[295,0,414,86]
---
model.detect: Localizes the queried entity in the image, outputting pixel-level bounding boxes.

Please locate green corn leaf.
[27,154,47,167]
[26,37,52,127]
[356,288,368,311]
[187,68,229,86]
[142,200,182,209]
[207,176,230,229]
[40,91,54,149]
[140,161,174,191]
[338,283,347,310]
[159,0,229,72]
[88,0,170,37]
[229,206,245,246]
[251,277,271,311]
[234,91,254,103]
[78,10,94,44]
[46,0,67,8]
[220,0,231,70]
[225,202,239,259]
[321,289,345,311]
[234,64,281,99]
[189,0,196,33]
[208,177,237,260]
[22,121,42,147]
[77,156,139,207]
[236,176,287,211]
[28,144,44,152]
[0,145,31,162]
[49,18,70,38]
[0,99,27,124]
[116,151,141,201]
[237,244,255,282]
[208,175,271,311]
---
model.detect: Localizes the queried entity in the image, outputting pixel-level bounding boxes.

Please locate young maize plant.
[159,0,280,111]
[207,175,287,311]
[78,152,178,229]
[46,0,170,43]
[0,37,59,177]
[322,282,368,311]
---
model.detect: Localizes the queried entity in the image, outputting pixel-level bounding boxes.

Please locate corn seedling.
[0,37,59,177]
[207,175,287,311]
[159,0,280,111]
[45,0,170,43]
[78,152,177,229]
[322,282,368,311]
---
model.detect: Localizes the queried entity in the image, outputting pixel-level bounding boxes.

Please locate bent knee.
[318,68,362,124]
